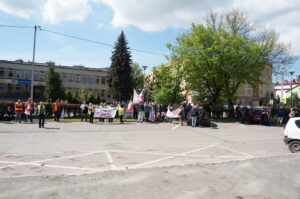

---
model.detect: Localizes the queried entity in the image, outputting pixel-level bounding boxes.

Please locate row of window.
[0,83,30,92]
[0,68,107,85]
[0,84,108,98]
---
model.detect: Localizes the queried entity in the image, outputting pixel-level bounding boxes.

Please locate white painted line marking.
[217,145,253,158]
[172,125,180,130]
[0,160,104,172]
[130,144,215,169]
[109,150,233,158]
[105,150,117,170]
[239,124,246,129]
[0,151,104,170]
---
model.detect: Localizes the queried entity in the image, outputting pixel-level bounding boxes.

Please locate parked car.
[249,108,269,124]
[283,117,300,153]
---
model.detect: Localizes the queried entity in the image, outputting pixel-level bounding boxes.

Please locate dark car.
[249,109,268,124]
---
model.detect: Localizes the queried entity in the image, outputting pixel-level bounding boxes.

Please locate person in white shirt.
[80,101,88,122]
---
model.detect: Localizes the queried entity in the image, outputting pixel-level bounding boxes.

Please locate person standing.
[80,101,88,122]
[144,102,150,122]
[99,103,105,123]
[25,98,34,123]
[37,101,46,128]
[15,99,23,123]
[190,105,199,127]
[137,102,145,123]
[149,102,156,122]
[108,103,114,123]
[88,103,94,123]
[289,108,296,118]
[178,104,185,126]
[52,99,60,122]
[277,108,285,126]
[118,104,125,123]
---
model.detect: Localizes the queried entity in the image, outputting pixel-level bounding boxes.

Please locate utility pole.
[30,25,40,101]
[280,64,284,106]
[290,71,295,107]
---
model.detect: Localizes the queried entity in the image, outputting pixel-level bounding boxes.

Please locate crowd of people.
[235,105,300,126]
[0,98,299,129]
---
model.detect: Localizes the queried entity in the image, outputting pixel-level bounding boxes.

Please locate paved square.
[0,121,288,178]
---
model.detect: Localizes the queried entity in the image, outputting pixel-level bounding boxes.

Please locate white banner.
[94,107,117,118]
[166,108,182,118]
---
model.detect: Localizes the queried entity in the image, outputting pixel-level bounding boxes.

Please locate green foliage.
[87,92,96,104]
[167,10,295,117]
[65,90,73,103]
[80,89,88,102]
[109,31,133,102]
[45,67,65,101]
[96,92,104,104]
[149,64,184,105]
[286,94,300,108]
[131,62,144,90]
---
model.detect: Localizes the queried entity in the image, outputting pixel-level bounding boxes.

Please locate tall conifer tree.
[45,67,65,101]
[109,31,132,102]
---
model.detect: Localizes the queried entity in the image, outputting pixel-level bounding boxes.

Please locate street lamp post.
[290,71,295,107]
[280,64,284,106]
[30,25,40,101]
[142,65,147,77]
[142,65,148,101]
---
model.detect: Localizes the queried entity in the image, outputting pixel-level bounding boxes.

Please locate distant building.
[145,64,273,106]
[274,75,300,101]
[235,66,273,106]
[0,60,111,102]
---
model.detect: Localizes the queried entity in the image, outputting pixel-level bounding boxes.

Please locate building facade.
[274,75,300,102]
[0,60,110,102]
[236,66,273,106]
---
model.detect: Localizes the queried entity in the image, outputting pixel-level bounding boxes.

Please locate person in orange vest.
[15,99,24,123]
[25,98,34,123]
[53,99,60,122]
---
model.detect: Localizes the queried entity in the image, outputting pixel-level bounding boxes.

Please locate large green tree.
[109,31,133,102]
[149,63,184,105]
[131,62,144,91]
[168,10,296,116]
[45,67,65,101]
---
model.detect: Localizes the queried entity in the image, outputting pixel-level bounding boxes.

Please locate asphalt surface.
[0,120,298,198]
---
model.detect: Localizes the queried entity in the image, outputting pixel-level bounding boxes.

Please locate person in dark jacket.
[190,105,199,127]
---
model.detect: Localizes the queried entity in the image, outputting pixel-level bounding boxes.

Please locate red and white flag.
[133,89,144,104]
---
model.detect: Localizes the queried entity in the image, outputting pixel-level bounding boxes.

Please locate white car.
[284,117,300,153]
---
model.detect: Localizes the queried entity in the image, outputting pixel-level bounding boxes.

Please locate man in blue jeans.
[190,104,199,127]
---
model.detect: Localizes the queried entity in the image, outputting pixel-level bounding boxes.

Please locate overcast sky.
[0,0,299,79]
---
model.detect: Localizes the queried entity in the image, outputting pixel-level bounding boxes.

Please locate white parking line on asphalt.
[109,149,233,158]
[239,124,246,128]
[0,150,104,170]
[0,159,105,173]
[172,125,180,130]
[218,145,253,158]
[105,150,117,170]
[130,144,216,169]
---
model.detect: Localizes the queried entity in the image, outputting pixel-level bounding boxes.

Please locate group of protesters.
[5,98,62,128]
[2,97,299,129]
[77,101,210,128]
